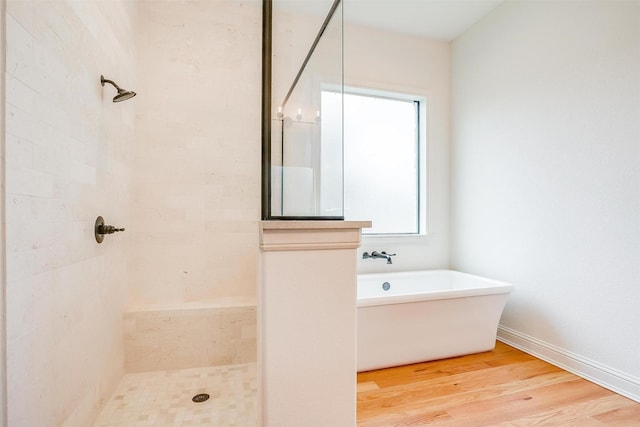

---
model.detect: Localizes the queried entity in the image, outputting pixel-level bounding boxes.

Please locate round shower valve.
[94,216,125,243]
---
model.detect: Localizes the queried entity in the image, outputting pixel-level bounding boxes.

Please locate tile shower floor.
[93,363,257,427]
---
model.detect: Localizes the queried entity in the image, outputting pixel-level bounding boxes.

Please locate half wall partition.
[262,0,344,219]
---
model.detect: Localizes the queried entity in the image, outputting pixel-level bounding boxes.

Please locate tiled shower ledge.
[260,220,372,230]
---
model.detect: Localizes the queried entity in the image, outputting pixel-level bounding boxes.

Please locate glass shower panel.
[270,0,343,218]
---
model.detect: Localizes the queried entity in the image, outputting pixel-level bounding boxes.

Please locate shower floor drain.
[192,393,210,403]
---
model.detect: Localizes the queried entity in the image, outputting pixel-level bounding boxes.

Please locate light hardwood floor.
[357,341,640,426]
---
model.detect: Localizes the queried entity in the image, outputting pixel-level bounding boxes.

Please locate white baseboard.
[497,325,640,403]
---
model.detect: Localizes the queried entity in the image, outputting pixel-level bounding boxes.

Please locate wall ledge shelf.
[259,220,371,251]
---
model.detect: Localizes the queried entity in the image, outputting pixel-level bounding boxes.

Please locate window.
[339,89,425,235]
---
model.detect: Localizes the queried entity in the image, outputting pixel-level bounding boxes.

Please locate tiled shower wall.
[130,0,261,308]
[4,0,261,423]
[4,1,136,425]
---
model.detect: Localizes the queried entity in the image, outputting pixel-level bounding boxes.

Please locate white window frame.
[342,85,428,238]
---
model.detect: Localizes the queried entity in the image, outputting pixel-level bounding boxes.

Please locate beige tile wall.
[130,0,261,308]
[5,0,262,424]
[4,1,136,425]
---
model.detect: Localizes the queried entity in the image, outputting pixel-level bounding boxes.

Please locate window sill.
[362,232,433,243]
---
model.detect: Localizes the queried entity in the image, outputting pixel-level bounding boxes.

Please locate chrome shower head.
[100,75,136,102]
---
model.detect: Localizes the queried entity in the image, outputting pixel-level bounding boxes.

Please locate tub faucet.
[362,251,396,264]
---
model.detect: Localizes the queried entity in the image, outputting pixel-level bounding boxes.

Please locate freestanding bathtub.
[357,270,513,372]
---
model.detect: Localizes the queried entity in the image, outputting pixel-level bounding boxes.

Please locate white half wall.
[451,1,640,399]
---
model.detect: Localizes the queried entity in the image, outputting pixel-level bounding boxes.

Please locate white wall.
[4,1,136,425]
[130,0,261,308]
[451,1,640,397]
[344,23,451,273]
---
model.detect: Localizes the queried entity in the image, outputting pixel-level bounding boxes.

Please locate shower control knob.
[94,216,125,243]
[100,225,125,234]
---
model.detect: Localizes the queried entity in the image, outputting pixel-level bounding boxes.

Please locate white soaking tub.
[357,270,513,372]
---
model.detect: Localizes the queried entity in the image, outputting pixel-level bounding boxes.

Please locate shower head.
[113,88,137,102]
[100,75,136,102]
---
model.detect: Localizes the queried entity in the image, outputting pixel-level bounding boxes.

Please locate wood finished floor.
[357,341,640,426]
